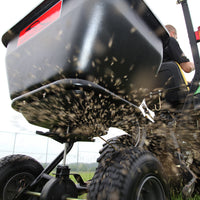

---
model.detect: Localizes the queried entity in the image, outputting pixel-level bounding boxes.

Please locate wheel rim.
[137,176,165,200]
[3,172,35,200]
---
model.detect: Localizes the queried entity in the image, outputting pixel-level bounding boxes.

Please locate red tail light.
[195,26,200,43]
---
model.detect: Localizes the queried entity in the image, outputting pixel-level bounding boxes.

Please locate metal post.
[177,0,200,93]
[63,143,69,166]
[77,142,79,166]
[45,138,49,164]
[63,127,70,166]
[12,132,17,154]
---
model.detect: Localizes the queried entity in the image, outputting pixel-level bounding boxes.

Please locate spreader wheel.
[88,137,170,200]
[0,154,43,200]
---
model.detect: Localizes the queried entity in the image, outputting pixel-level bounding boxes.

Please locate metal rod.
[15,143,74,200]
[30,142,73,187]
[63,143,68,166]
[25,191,41,197]
[63,127,70,166]
[12,132,17,154]
[45,138,49,164]
[179,0,200,93]
[30,150,64,187]
[98,135,117,150]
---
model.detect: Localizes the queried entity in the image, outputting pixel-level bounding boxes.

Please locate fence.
[0,131,103,164]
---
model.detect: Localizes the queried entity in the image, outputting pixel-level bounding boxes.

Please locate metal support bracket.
[139,99,155,123]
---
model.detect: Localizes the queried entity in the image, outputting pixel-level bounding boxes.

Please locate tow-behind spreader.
[1,0,200,199]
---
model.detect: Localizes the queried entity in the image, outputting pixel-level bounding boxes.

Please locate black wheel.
[0,154,44,200]
[88,136,170,200]
[40,178,78,200]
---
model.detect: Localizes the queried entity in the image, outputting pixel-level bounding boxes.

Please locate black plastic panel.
[3,0,168,100]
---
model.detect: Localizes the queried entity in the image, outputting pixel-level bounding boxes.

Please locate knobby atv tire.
[0,154,44,200]
[88,136,170,200]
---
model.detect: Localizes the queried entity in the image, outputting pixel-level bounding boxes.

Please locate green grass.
[70,172,94,199]
[70,171,94,183]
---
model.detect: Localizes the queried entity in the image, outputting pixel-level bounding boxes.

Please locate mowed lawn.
[70,171,200,200]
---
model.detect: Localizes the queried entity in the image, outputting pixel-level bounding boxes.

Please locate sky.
[0,0,199,161]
